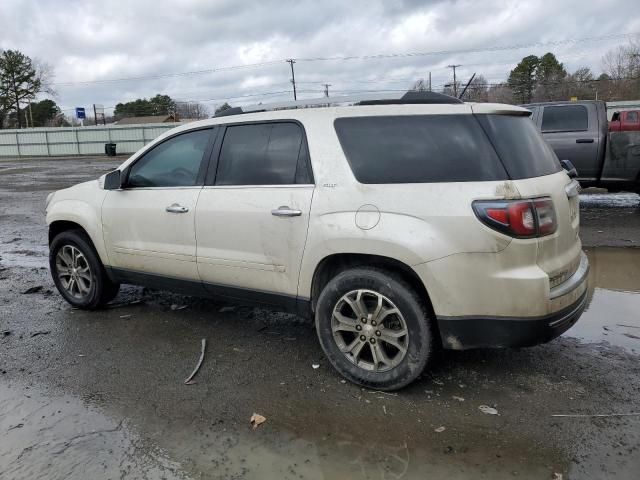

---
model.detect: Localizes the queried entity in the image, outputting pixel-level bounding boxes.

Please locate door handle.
[575,138,594,143]
[271,206,302,217]
[166,203,189,213]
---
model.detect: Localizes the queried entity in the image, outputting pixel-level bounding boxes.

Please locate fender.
[46,193,109,265]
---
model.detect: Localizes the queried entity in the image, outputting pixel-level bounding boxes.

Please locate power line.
[295,32,639,62]
[46,32,638,87]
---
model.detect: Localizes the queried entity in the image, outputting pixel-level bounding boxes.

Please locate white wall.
[0,123,178,157]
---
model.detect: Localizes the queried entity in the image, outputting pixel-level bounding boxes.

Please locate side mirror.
[104,170,123,190]
[560,159,578,179]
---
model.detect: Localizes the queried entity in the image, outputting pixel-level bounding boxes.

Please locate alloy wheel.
[55,245,93,299]
[331,289,409,372]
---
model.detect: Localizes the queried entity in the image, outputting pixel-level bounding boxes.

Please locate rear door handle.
[271,206,302,217]
[166,203,189,213]
[576,138,594,143]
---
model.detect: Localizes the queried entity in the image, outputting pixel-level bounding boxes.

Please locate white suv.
[46,92,589,390]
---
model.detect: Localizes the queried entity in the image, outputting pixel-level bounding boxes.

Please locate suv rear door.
[538,103,599,181]
[195,121,314,305]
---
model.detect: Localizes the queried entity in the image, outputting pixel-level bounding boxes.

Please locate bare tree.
[601,40,640,100]
[487,83,514,104]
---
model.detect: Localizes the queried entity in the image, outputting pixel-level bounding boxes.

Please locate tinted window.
[334,115,507,184]
[216,123,310,185]
[127,129,211,187]
[477,115,562,179]
[627,111,638,123]
[541,105,588,132]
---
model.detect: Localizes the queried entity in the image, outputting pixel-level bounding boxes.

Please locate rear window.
[476,114,562,179]
[334,115,508,184]
[541,105,588,132]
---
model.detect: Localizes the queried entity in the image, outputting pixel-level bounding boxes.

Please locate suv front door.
[195,122,314,307]
[102,127,215,280]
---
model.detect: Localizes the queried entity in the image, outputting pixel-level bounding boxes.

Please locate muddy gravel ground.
[1,157,639,480]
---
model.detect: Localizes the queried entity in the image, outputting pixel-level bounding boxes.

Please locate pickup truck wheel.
[50,230,120,309]
[315,267,432,391]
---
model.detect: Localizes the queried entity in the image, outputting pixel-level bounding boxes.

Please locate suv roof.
[214,91,463,117]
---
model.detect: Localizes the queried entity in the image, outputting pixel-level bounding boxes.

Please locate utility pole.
[447,64,461,97]
[323,83,331,97]
[93,104,98,126]
[287,59,297,100]
[428,72,432,92]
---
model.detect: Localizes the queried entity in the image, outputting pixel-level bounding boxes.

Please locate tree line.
[414,40,640,104]
[0,50,64,128]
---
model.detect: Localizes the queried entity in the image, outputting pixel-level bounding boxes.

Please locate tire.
[315,267,433,391]
[49,229,120,309]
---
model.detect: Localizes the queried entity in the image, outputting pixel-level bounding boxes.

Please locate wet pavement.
[1,157,639,479]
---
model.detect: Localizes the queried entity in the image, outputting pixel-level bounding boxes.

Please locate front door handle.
[576,138,594,143]
[166,203,189,214]
[271,206,302,217]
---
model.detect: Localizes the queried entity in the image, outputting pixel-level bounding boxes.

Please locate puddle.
[564,248,640,353]
[0,382,190,479]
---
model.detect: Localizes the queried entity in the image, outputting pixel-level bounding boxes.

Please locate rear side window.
[215,122,311,185]
[627,111,639,123]
[334,115,508,184]
[476,115,562,179]
[541,105,588,132]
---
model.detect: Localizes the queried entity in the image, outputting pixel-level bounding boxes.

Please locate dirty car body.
[46,92,589,390]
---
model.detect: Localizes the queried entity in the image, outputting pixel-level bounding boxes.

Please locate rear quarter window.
[476,114,562,179]
[334,115,508,184]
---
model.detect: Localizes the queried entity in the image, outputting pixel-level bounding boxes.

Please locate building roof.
[115,115,178,125]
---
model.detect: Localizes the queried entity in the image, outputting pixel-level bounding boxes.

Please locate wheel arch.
[48,219,109,266]
[310,253,436,318]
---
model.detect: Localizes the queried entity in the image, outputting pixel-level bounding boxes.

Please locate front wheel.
[49,230,120,309]
[315,267,433,391]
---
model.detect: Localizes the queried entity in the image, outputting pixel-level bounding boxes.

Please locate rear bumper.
[437,253,590,350]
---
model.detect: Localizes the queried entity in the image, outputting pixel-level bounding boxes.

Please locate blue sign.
[75,107,86,119]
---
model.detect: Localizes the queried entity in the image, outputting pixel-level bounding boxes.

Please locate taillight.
[473,198,557,238]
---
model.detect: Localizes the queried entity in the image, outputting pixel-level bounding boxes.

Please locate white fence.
[0,124,179,157]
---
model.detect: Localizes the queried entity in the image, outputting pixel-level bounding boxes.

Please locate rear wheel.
[50,230,120,309]
[315,267,433,390]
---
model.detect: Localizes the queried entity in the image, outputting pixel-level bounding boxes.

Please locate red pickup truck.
[609,110,640,132]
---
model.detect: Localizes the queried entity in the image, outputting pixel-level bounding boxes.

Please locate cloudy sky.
[1,0,638,117]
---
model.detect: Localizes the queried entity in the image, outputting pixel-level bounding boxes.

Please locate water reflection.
[564,248,640,353]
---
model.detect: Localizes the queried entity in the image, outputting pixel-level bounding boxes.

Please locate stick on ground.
[184,338,207,385]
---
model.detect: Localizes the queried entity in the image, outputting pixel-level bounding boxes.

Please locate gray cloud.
[0,0,638,116]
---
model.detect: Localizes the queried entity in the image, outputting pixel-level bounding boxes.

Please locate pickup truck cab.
[609,110,640,132]
[522,100,640,193]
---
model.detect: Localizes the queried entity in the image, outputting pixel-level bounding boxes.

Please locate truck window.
[541,105,588,132]
[627,111,638,123]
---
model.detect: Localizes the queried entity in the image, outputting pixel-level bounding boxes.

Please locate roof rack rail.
[214,91,462,117]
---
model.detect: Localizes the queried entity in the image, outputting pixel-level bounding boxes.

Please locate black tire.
[49,229,120,309]
[315,267,433,391]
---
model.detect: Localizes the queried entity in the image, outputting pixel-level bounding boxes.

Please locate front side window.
[334,115,508,184]
[215,122,311,185]
[541,105,588,132]
[127,129,212,188]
